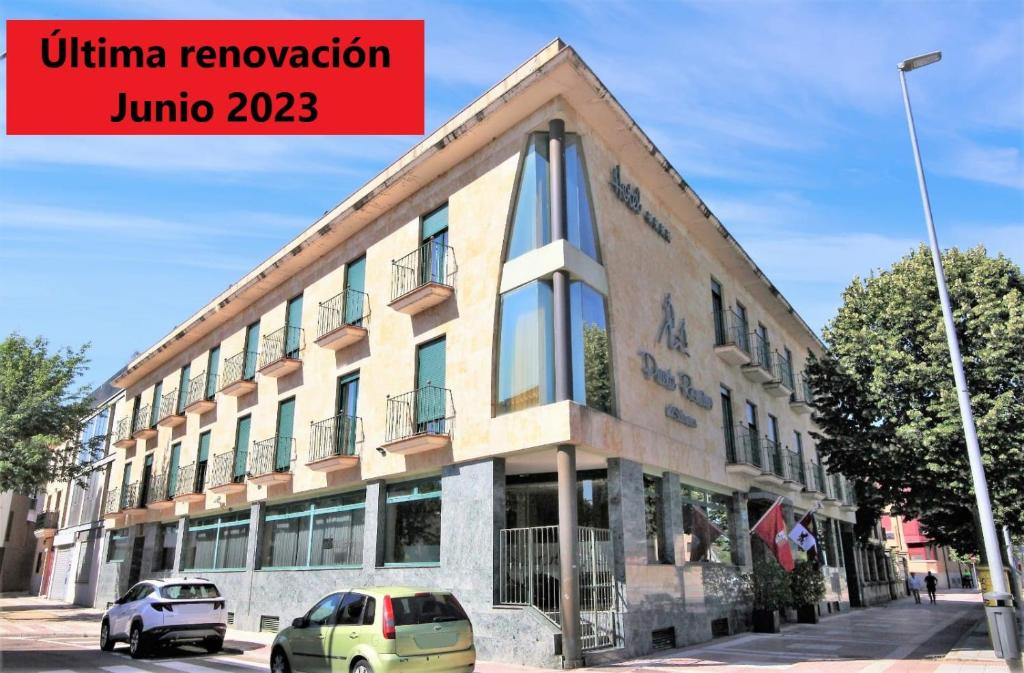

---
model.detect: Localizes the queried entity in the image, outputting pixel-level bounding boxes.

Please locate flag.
[687,504,725,562]
[795,502,823,564]
[751,497,795,571]
[789,521,816,552]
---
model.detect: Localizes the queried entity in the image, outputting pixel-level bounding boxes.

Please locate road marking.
[103,666,154,673]
[37,669,78,673]
[39,637,96,649]
[153,660,249,673]
[199,657,268,670]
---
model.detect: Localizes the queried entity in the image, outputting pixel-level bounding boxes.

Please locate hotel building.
[85,40,868,666]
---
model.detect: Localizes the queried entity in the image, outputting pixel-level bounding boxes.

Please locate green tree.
[807,246,1023,554]
[0,334,97,494]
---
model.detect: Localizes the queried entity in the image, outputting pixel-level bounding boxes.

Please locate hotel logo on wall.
[609,165,672,243]
[639,293,713,428]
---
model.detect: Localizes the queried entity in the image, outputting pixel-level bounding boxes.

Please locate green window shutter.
[233,416,251,479]
[344,256,366,326]
[198,431,211,462]
[243,323,260,379]
[150,382,162,426]
[421,204,448,241]
[416,338,446,428]
[130,395,141,431]
[167,443,180,497]
[206,346,220,399]
[122,463,132,490]
[177,365,190,413]
[275,398,295,471]
[285,295,303,358]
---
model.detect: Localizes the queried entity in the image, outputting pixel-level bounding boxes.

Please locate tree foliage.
[0,334,97,494]
[807,246,1023,554]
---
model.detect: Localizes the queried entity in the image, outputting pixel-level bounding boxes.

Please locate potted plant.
[751,558,791,633]
[790,559,826,624]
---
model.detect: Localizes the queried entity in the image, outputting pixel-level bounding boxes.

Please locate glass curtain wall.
[496,280,554,413]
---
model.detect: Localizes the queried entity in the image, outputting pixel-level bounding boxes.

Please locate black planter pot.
[752,608,781,633]
[797,604,820,624]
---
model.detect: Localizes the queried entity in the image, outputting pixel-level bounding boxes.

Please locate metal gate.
[498,526,618,651]
[47,547,73,601]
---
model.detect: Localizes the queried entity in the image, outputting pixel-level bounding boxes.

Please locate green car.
[271,587,476,673]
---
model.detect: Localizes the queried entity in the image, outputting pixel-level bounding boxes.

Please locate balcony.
[755,438,787,488]
[219,351,258,397]
[103,488,121,519]
[382,385,454,455]
[741,333,774,383]
[247,436,294,486]
[789,374,814,414]
[804,462,826,495]
[132,406,157,440]
[782,449,805,492]
[823,471,840,502]
[156,389,186,428]
[207,451,246,495]
[33,511,59,538]
[307,413,362,472]
[315,288,369,351]
[112,418,135,449]
[725,425,763,478]
[120,481,146,514]
[389,241,456,315]
[172,463,206,503]
[183,372,216,415]
[258,326,303,377]
[145,471,175,511]
[839,477,857,511]
[764,352,794,398]
[713,308,752,366]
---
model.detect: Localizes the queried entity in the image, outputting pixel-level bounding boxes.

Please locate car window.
[362,597,376,625]
[122,584,146,603]
[137,586,154,600]
[160,583,221,600]
[307,593,342,626]
[336,593,367,626]
[391,593,468,625]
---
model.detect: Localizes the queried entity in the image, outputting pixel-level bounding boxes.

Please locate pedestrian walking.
[924,571,938,603]
[909,572,924,603]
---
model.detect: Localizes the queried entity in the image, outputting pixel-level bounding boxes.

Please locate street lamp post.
[897,51,1022,669]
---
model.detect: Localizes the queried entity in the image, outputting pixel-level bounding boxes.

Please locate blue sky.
[1,1,1022,390]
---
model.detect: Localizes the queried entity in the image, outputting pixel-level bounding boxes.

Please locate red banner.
[5,20,424,134]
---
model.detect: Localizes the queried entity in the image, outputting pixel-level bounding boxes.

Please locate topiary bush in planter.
[751,558,792,633]
[790,559,826,623]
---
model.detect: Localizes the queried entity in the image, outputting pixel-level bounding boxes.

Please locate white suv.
[100,578,227,658]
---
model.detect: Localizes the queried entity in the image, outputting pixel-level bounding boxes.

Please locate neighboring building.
[93,40,869,666]
[0,491,38,593]
[32,379,121,604]
[882,512,969,589]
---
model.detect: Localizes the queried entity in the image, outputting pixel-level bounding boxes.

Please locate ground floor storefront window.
[681,486,732,564]
[384,478,440,566]
[181,512,249,570]
[154,523,177,571]
[505,470,608,529]
[261,491,365,569]
[107,529,129,562]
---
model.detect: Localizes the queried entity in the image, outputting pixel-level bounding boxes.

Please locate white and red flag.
[751,497,795,571]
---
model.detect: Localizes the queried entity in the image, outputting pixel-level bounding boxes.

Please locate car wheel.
[99,620,114,651]
[352,658,373,673]
[128,622,148,659]
[203,636,224,653]
[271,648,291,673]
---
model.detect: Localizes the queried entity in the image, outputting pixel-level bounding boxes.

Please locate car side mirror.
[292,617,309,629]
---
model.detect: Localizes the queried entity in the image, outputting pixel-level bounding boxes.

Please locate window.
[506,132,599,261]
[176,365,190,414]
[783,346,795,389]
[344,255,367,327]
[497,280,554,413]
[735,302,749,336]
[274,398,295,472]
[307,593,343,625]
[721,386,735,461]
[107,529,130,562]
[154,523,177,571]
[196,431,211,492]
[681,486,732,564]
[644,474,666,564]
[205,345,221,399]
[711,279,725,345]
[506,470,608,529]
[260,491,365,569]
[336,373,360,455]
[416,338,447,434]
[419,204,450,287]
[570,281,613,414]
[232,416,251,482]
[79,406,111,463]
[243,322,261,380]
[336,593,368,625]
[181,512,250,570]
[391,593,467,626]
[167,442,181,499]
[160,583,220,600]
[384,478,441,566]
[285,295,303,359]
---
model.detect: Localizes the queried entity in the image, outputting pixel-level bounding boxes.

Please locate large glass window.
[260,491,365,569]
[506,132,599,262]
[107,529,130,562]
[506,470,608,529]
[384,478,441,566]
[78,406,110,463]
[154,523,177,571]
[681,486,732,564]
[570,281,613,414]
[644,475,666,563]
[497,280,554,414]
[181,512,249,570]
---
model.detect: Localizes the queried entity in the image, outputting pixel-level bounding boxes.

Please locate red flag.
[751,497,795,571]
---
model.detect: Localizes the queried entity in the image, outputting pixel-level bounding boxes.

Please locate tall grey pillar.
[730,492,754,570]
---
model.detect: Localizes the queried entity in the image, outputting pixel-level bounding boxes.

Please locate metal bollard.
[984,591,1022,670]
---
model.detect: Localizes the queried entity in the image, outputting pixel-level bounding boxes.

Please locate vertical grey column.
[171,517,186,572]
[660,472,683,565]
[362,481,385,569]
[550,117,581,669]
[729,492,754,570]
[240,501,263,631]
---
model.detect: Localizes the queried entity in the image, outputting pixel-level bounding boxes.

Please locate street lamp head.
[898,51,942,72]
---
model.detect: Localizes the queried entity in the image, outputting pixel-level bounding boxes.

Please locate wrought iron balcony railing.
[840,477,857,507]
[804,462,826,494]
[729,425,762,468]
[748,332,773,372]
[784,449,804,484]
[713,307,751,353]
[132,406,153,435]
[120,481,143,510]
[318,288,370,338]
[385,385,455,443]
[308,413,362,464]
[104,487,120,515]
[762,438,785,478]
[34,510,60,531]
[112,417,132,445]
[184,372,211,408]
[207,451,243,488]
[258,326,304,370]
[248,436,295,477]
[220,350,258,390]
[146,471,171,505]
[158,389,181,421]
[790,373,815,407]
[390,240,457,303]
[773,352,795,390]
[173,463,205,498]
